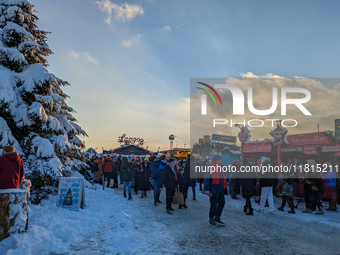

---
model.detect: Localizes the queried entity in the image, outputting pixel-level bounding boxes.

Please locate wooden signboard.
[56,177,85,211]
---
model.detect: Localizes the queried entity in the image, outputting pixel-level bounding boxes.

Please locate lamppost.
[270,120,287,167]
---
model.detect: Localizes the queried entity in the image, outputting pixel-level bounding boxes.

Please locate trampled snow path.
[1,182,340,255]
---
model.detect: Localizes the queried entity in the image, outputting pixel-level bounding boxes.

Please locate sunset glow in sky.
[30,0,340,152]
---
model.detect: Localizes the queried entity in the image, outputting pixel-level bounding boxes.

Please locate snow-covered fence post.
[0,188,30,241]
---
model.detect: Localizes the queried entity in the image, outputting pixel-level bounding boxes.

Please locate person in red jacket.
[0,145,24,189]
[102,155,114,188]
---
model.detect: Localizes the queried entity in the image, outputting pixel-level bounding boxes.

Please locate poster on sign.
[56,177,85,211]
[303,146,318,155]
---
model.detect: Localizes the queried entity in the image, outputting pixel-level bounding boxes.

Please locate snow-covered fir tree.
[0,0,88,203]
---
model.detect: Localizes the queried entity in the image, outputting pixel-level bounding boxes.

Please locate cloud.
[69,51,99,64]
[122,34,142,48]
[159,25,171,33]
[175,24,184,31]
[96,0,144,24]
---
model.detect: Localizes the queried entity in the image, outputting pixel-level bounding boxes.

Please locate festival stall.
[110,144,153,158]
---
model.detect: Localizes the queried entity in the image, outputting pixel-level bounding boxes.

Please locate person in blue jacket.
[150,154,167,206]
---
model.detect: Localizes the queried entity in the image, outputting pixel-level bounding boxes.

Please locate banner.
[286,132,330,146]
[321,144,340,153]
[281,146,303,153]
[57,177,85,211]
[243,142,272,153]
[211,134,236,143]
[303,146,318,155]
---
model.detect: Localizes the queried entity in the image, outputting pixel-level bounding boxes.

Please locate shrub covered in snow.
[0,0,88,203]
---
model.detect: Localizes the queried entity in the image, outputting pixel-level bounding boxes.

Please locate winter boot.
[243,206,247,213]
[166,208,173,214]
[302,208,312,213]
[179,205,182,209]
[154,202,157,206]
[128,195,133,200]
[278,207,284,212]
[193,197,196,201]
[124,193,127,198]
[214,216,225,226]
[315,209,324,215]
[326,201,337,211]
[141,193,144,198]
[209,218,218,228]
[246,208,254,215]
[288,210,296,214]
[183,203,188,209]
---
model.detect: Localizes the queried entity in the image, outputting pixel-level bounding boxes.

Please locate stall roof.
[110,144,153,156]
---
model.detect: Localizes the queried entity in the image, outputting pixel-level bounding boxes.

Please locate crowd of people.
[86,153,340,228]
[87,154,197,214]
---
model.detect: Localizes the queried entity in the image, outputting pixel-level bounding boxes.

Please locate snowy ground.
[1,181,340,255]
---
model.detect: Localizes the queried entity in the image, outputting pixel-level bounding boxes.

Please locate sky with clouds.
[30,0,340,152]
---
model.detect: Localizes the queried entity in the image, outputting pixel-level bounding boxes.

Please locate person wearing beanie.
[121,156,134,200]
[102,154,114,188]
[0,145,25,189]
[204,155,227,227]
[138,157,151,198]
[161,158,179,214]
[150,155,167,206]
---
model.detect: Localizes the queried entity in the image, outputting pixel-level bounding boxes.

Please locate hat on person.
[212,155,222,161]
[144,157,149,161]
[307,159,316,165]
[168,158,176,163]
[3,145,15,153]
[261,156,270,163]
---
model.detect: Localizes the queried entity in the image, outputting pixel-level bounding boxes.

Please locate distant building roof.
[109,144,153,156]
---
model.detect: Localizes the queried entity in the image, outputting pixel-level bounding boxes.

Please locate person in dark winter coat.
[161,158,179,214]
[139,158,151,198]
[117,156,123,184]
[0,145,24,189]
[198,160,207,191]
[230,160,240,199]
[239,158,257,215]
[133,157,142,195]
[102,155,114,188]
[121,157,134,200]
[185,154,197,200]
[322,165,337,211]
[113,158,120,188]
[303,159,324,215]
[90,156,98,175]
[178,164,190,209]
[204,155,227,227]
